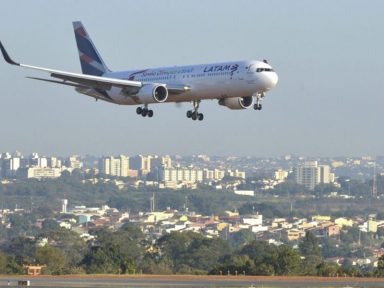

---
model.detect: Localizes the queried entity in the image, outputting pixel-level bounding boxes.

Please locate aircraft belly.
[167,80,254,102]
[92,79,259,105]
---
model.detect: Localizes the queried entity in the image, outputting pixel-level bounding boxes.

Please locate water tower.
[61,199,68,214]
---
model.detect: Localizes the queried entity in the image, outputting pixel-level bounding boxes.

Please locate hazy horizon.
[1,150,383,159]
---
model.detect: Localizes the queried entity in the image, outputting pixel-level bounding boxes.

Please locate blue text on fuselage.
[203,64,239,73]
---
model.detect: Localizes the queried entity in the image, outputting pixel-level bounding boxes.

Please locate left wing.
[0,41,142,91]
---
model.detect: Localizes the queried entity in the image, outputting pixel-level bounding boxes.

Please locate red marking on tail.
[75,27,87,37]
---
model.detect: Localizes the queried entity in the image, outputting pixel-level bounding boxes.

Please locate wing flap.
[26,76,88,88]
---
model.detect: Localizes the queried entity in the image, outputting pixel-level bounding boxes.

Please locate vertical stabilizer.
[73,21,110,76]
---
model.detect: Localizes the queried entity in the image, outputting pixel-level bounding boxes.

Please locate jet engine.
[218,96,254,110]
[135,84,168,104]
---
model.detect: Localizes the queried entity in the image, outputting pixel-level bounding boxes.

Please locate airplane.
[0,21,278,121]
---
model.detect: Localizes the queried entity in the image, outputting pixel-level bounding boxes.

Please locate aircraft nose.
[258,70,279,92]
[265,72,278,90]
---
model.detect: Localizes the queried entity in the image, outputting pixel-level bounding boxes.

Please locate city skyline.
[0,0,383,157]
[1,150,384,159]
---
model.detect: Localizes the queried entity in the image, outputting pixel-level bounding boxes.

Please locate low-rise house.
[271,218,286,228]
[286,229,305,241]
[59,222,71,229]
[325,224,340,237]
[251,225,268,233]
[242,214,263,226]
[312,215,331,222]
[335,217,354,228]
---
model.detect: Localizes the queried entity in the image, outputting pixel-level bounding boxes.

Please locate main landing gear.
[254,92,264,110]
[136,105,153,118]
[186,100,204,121]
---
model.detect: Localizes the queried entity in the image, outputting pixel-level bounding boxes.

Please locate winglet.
[0,41,20,66]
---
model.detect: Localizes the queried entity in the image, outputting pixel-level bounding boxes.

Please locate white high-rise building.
[1,156,21,178]
[293,161,334,190]
[67,155,83,169]
[151,155,172,170]
[203,168,226,181]
[99,155,130,177]
[48,157,62,168]
[129,155,152,175]
[119,155,130,177]
[274,169,289,181]
[227,169,246,179]
[161,167,203,183]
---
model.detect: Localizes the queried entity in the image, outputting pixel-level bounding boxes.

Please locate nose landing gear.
[136,105,153,118]
[254,92,264,110]
[186,100,204,121]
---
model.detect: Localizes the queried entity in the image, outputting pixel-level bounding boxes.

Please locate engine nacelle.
[135,84,168,104]
[218,96,254,110]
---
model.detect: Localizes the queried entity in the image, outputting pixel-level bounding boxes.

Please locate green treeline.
[1,225,384,277]
[1,174,384,276]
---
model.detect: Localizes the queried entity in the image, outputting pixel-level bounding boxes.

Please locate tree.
[300,255,323,275]
[211,254,255,275]
[342,258,360,277]
[238,202,286,218]
[377,227,384,238]
[299,231,321,257]
[272,181,309,196]
[8,213,38,238]
[0,251,23,274]
[375,255,384,277]
[35,246,68,275]
[38,229,88,269]
[321,237,340,258]
[229,229,255,247]
[239,241,301,276]
[156,231,231,274]
[141,257,173,275]
[42,219,60,231]
[274,245,301,275]
[6,236,36,264]
[184,237,230,272]
[317,261,341,277]
[82,244,121,274]
[314,184,338,197]
[82,225,146,274]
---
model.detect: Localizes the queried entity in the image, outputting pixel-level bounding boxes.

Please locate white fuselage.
[82,60,278,105]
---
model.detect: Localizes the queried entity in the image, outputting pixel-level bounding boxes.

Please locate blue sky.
[0,0,383,157]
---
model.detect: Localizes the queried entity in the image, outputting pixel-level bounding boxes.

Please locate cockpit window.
[256,68,274,72]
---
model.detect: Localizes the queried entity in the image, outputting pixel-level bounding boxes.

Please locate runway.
[1,275,384,288]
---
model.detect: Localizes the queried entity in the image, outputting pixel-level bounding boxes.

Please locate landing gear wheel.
[254,103,262,110]
[137,105,154,118]
[187,100,203,121]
